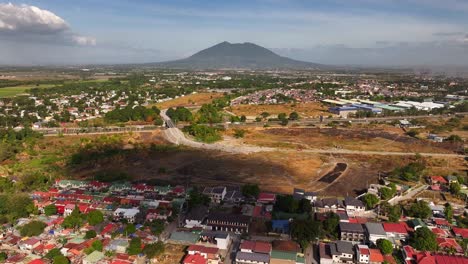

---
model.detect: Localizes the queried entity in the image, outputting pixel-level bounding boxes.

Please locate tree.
[0,252,7,261]
[87,210,104,225]
[91,240,103,251]
[143,241,165,259]
[362,194,379,209]
[445,134,462,142]
[125,223,136,236]
[128,237,142,255]
[233,129,246,139]
[187,188,211,209]
[387,205,402,222]
[289,112,299,120]
[291,218,321,248]
[44,204,57,216]
[85,230,97,239]
[45,248,64,260]
[444,203,453,222]
[408,200,431,219]
[277,113,287,120]
[323,212,340,238]
[260,112,270,119]
[410,227,438,251]
[450,182,461,196]
[379,187,395,200]
[147,219,165,236]
[62,207,84,229]
[241,184,260,198]
[376,239,393,255]
[280,118,289,126]
[240,115,246,122]
[20,220,47,236]
[53,255,70,264]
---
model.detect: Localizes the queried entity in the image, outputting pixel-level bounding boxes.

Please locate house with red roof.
[257,193,276,204]
[452,227,468,240]
[357,245,371,264]
[28,259,46,264]
[430,176,448,185]
[383,222,410,241]
[369,249,385,264]
[433,218,451,229]
[185,245,219,263]
[431,227,450,238]
[183,254,207,264]
[436,238,463,254]
[240,240,272,254]
[19,238,41,251]
[434,254,468,264]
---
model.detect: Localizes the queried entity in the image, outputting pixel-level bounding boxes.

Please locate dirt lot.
[34,129,465,197]
[237,127,458,154]
[227,102,329,118]
[156,92,224,109]
[154,244,186,264]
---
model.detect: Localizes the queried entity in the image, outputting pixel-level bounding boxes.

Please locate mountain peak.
[152,41,322,69]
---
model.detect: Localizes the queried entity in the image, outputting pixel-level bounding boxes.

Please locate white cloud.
[0,3,95,46]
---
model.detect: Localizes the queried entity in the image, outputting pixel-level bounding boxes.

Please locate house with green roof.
[407,218,426,230]
[271,250,305,264]
[169,231,200,244]
[155,185,172,195]
[109,182,132,191]
[57,180,89,189]
[83,251,105,264]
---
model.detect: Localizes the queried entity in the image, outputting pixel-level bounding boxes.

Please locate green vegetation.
[143,242,165,259]
[241,184,260,198]
[85,230,97,239]
[410,227,438,251]
[390,157,426,182]
[362,193,380,209]
[233,128,247,138]
[444,203,453,222]
[274,195,311,214]
[291,218,321,248]
[322,212,340,239]
[53,255,70,264]
[87,210,104,225]
[44,204,57,216]
[196,103,223,124]
[20,220,47,236]
[166,107,193,122]
[62,207,85,229]
[407,200,431,219]
[187,187,211,209]
[377,239,394,255]
[0,194,36,223]
[105,105,162,124]
[128,237,142,255]
[183,124,222,143]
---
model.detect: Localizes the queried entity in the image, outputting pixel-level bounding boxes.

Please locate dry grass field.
[156,92,224,109]
[226,102,329,118]
[235,127,456,154]
[51,131,464,196]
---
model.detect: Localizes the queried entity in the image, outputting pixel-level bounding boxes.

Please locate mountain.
[150,41,322,69]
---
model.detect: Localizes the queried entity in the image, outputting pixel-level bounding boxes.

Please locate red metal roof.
[183,254,207,264]
[383,222,409,234]
[187,245,218,255]
[452,227,468,239]
[434,254,468,264]
[370,249,385,262]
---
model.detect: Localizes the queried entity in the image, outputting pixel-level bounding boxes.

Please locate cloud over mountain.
[0,3,95,46]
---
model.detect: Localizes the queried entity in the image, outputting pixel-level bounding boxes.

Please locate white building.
[113,208,140,223]
[356,245,370,264]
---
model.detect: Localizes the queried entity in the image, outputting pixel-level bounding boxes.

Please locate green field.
[0,84,56,98]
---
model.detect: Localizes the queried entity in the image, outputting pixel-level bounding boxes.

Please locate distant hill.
[148,41,323,69]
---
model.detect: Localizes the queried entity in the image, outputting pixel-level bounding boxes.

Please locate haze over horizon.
[1,0,468,66]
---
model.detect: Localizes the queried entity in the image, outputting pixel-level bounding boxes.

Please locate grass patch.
[0,84,56,97]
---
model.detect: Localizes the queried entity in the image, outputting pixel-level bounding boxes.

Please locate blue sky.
[1,0,468,65]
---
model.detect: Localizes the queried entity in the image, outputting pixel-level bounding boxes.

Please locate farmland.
[0,84,57,97]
